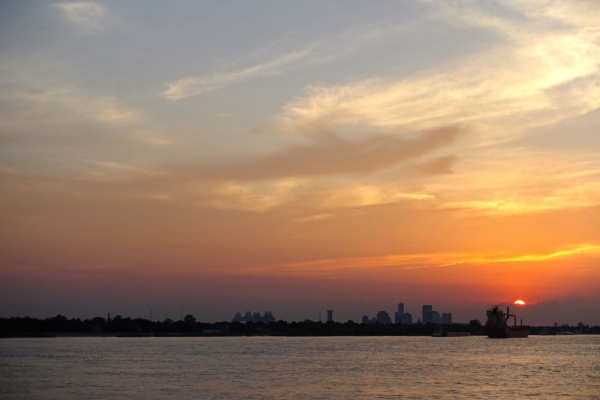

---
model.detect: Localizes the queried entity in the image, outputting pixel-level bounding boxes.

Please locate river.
[1,336,599,399]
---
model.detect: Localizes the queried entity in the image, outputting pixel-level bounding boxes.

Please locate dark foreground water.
[1,336,599,399]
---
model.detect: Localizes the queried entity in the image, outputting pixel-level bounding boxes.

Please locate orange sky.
[1,1,599,324]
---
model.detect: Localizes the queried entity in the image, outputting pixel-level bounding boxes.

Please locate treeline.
[1,315,598,337]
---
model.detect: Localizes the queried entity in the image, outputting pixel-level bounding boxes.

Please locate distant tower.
[327,310,333,322]
[442,312,452,324]
[395,303,405,324]
[422,305,433,324]
[319,312,322,322]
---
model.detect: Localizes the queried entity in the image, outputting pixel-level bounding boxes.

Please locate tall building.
[398,303,404,315]
[376,311,392,324]
[362,315,369,324]
[394,303,405,324]
[422,305,433,324]
[394,312,401,324]
[403,313,413,325]
[442,312,452,324]
[327,310,333,322]
[431,311,441,324]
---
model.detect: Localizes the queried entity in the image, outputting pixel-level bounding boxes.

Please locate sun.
[514,300,526,305]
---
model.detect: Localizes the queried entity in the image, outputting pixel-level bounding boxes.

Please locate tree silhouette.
[184,314,196,323]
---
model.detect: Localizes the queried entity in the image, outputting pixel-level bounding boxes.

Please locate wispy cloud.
[205,179,304,212]
[162,47,316,100]
[228,243,600,277]
[11,87,139,124]
[445,244,600,266]
[279,1,600,141]
[53,2,108,31]
[434,148,600,215]
[161,18,426,101]
[82,160,159,176]
[0,60,176,150]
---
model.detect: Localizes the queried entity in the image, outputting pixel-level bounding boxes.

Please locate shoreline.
[2,332,596,339]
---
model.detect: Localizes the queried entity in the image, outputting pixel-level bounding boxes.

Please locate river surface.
[1,336,599,399]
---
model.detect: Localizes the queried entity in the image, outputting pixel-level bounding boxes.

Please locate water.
[1,336,599,399]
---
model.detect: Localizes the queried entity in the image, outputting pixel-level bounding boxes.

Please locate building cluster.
[362,311,395,325]
[231,311,276,323]
[231,303,454,325]
[421,305,452,325]
[358,303,452,325]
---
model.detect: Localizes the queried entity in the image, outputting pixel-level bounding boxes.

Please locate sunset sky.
[1,0,599,325]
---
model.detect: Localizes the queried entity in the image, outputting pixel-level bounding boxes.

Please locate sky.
[1,0,599,325]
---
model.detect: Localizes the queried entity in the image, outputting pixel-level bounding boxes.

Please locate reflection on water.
[1,336,599,399]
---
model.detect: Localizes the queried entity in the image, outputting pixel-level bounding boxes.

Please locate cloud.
[405,155,457,175]
[227,243,600,278]
[293,213,334,223]
[241,253,446,277]
[43,126,460,212]
[204,179,305,212]
[0,124,462,213]
[278,1,600,142]
[0,59,182,153]
[186,126,464,181]
[8,86,139,125]
[444,244,600,265]
[162,47,316,100]
[53,2,107,30]
[433,147,600,215]
[315,184,434,209]
[82,160,159,176]
[160,17,427,101]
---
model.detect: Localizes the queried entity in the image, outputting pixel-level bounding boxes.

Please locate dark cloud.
[0,126,465,207]
[404,155,458,176]
[185,126,465,181]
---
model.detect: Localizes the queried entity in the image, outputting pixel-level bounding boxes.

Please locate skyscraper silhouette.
[395,303,405,324]
[422,305,433,324]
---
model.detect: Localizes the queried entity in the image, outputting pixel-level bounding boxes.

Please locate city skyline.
[1,1,599,326]
[0,298,594,326]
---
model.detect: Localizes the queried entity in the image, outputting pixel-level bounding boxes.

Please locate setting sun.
[514,300,526,305]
